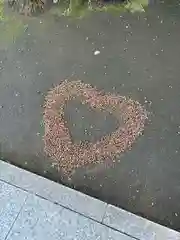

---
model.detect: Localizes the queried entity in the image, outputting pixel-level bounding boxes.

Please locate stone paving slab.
[0,181,27,240]
[0,161,107,222]
[0,161,180,240]
[103,205,180,240]
[6,194,132,240]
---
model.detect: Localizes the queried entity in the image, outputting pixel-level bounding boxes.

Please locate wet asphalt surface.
[1,0,180,230]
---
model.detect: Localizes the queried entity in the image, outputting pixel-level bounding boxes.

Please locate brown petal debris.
[43,80,147,175]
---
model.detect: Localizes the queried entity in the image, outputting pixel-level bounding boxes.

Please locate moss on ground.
[0,0,4,20]
[50,0,149,18]
[0,2,23,47]
[0,17,23,44]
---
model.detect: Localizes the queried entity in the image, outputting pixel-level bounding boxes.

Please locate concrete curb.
[0,160,180,240]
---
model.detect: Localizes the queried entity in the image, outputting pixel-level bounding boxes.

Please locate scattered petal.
[94,50,100,56]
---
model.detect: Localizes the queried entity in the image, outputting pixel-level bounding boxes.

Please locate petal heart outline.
[43,80,147,175]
